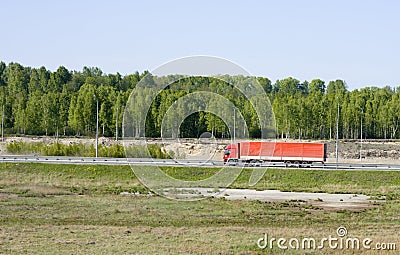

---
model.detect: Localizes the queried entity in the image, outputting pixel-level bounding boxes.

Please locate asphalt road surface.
[1,155,400,170]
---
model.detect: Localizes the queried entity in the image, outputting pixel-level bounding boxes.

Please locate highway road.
[0,155,217,167]
[1,155,400,170]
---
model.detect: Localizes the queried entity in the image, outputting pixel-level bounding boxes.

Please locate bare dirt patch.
[166,188,376,212]
[324,139,400,163]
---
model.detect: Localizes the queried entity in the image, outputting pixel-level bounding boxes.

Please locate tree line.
[0,61,399,140]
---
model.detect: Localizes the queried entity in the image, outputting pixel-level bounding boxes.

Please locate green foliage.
[309,79,325,94]
[42,143,94,157]
[5,141,43,154]
[124,144,171,159]
[98,144,125,158]
[2,61,400,139]
[5,141,170,159]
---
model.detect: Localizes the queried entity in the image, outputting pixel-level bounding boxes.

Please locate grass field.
[0,163,400,254]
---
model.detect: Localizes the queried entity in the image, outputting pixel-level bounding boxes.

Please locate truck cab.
[223,143,239,163]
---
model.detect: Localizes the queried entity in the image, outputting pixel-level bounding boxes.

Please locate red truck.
[223,141,326,167]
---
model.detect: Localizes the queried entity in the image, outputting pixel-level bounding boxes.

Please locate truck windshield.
[224,150,231,155]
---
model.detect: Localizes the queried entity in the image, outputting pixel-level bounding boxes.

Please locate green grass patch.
[161,166,220,181]
[1,163,400,197]
[0,163,145,195]
[233,168,400,196]
[161,165,400,196]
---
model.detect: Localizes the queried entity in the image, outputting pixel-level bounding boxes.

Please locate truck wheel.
[250,160,259,167]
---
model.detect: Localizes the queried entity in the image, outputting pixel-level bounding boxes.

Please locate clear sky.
[1,0,399,90]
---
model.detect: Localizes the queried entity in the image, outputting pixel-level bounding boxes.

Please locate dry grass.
[0,163,400,254]
[0,194,399,254]
[1,224,399,254]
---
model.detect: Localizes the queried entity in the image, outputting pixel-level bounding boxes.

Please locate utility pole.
[1,104,4,142]
[360,108,363,161]
[233,107,236,144]
[115,107,118,141]
[336,98,339,167]
[94,95,99,158]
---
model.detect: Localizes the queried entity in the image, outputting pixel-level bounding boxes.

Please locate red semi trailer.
[223,141,326,167]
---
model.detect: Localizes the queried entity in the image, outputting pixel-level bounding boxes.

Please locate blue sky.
[1,0,399,89]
